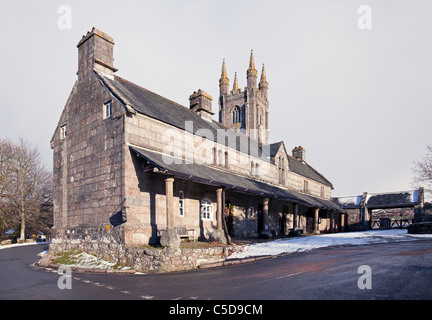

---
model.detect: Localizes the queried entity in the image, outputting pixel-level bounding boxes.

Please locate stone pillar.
[216,188,223,231]
[263,197,270,232]
[314,208,320,234]
[160,177,180,247]
[210,187,227,244]
[340,213,346,232]
[165,177,174,229]
[258,197,271,238]
[293,203,298,231]
[330,211,334,232]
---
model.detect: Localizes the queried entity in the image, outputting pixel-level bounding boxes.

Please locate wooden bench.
[158,226,196,242]
[175,226,196,242]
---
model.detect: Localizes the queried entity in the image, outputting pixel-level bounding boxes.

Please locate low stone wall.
[408,222,432,234]
[122,246,227,273]
[49,225,227,273]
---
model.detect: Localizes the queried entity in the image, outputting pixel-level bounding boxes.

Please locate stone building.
[50,28,342,256]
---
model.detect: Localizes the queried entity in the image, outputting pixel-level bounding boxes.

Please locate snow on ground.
[60,251,118,270]
[0,241,43,250]
[228,229,432,260]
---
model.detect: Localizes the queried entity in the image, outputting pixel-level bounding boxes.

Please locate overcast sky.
[1,0,431,198]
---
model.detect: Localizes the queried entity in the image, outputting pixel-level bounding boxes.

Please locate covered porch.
[129,145,343,247]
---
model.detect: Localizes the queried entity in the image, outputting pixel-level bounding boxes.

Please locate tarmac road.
[1,239,432,300]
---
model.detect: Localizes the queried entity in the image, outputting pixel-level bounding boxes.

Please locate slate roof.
[95,70,333,189]
[130,145,342,212]
[95,71,266,159]
[367,191,420,209]
[332,190,420,209]
[269,141,333,188]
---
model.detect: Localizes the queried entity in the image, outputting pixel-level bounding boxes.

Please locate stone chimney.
[189,90,214,120]
[292,146,306,161]
[76,27,118,82]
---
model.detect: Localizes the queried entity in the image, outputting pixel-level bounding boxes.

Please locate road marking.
[274,272,303,280]
[121,290,131,294]
[141,295,154,300]
[171,297,182,300]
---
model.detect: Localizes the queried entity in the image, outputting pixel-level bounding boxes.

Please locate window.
[200,199,213,220]
[60,125,67,139]
[304,180,309,193]
[278,157,285,184]
[104,101,112,119]
[232,106,240,124]
[224,151,229,169]
[218,149,223,167]
[179,191,184,217]
[320,186,325,198]
[212,148,217,165]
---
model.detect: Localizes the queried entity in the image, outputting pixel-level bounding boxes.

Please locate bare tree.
[412,144,432,199]
[0,139,14,234]
[1,138,52,240]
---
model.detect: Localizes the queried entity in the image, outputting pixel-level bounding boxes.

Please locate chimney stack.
[292,146,306,161]
[76,27,117,81]
[189,90,214,120]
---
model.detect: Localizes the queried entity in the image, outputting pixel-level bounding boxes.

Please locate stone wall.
[123,246,227,273]
[408,222,432,234]
[49,224,226,273]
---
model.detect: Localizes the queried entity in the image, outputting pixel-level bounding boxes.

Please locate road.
[1,240,432,300]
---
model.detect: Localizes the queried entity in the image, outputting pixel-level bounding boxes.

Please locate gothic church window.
[233,106,240,124]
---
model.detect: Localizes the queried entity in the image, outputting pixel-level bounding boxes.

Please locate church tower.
[218,50,269,144]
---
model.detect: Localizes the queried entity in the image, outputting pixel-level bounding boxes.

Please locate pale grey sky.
[1,0,431,197]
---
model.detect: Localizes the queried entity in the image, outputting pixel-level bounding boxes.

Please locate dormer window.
[104,101,112,119]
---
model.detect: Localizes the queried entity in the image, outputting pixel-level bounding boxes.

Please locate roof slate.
[95,70,333,188]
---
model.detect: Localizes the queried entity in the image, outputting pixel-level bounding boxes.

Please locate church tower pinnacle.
[259,63,269,98]
[219,59,229,96]
[247,50,258,88]
[218,51,269,144]
[232,72,239,93]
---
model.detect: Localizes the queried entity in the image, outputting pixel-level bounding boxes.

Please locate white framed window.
[179,190,184,217]
[200,198,213,220]
[104,101,112,119]
[60,125,67,139]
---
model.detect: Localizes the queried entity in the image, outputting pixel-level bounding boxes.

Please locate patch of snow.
[62,251,117,270]
[38,250,49,257]
[228,229,432,260]
[0,241,42,251]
